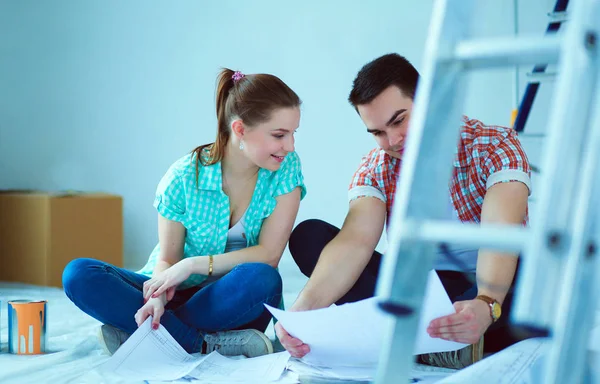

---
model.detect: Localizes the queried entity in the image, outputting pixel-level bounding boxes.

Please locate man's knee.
[289,219,336,277]
[289,219,328,253]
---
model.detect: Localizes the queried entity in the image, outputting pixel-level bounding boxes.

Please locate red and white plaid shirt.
[348,116,532,225]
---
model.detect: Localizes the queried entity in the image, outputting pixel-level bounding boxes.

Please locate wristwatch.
[475,295,502,322]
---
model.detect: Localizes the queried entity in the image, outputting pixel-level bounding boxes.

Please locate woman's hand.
[143,258,193,301]
[135,294,167,330]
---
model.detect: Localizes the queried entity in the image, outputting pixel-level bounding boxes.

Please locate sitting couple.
[62,53,531,370]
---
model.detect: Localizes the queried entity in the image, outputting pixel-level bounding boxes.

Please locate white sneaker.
[417,335,484,369]
[203,329,273,358]
[98,324,130,355]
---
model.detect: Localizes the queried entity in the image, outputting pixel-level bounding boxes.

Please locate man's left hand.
[427,299,492,344]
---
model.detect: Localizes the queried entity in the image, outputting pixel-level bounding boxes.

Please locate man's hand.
[426,299,492,344]
[275,322,310,358]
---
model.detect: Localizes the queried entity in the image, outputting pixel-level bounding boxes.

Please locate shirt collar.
[196,159,273,191]
[194,159,221,191]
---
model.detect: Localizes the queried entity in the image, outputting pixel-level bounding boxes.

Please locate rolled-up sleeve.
[348,157,386,204]
[482,130,532,196]
[153,165,186,222]
[274,151,307,199]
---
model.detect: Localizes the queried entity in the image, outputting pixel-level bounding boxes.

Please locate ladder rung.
[518,133,546,138]
[547,11,569,23]
[398,220,529,251]
[526,71,558,81]
[448,36,561,69]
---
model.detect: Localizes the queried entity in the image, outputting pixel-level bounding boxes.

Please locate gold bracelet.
[208,255,214,276]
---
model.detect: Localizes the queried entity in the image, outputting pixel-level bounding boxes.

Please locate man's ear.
[231,119,245,140]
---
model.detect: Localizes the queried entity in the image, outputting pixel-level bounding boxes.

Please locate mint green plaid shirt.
[138,151,306,289]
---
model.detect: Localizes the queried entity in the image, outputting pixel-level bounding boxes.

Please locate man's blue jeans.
[62,258,282,353]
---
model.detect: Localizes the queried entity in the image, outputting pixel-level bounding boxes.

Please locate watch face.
[492,303,502,320]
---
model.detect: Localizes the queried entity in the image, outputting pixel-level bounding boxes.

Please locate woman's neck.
[221,140,259,181]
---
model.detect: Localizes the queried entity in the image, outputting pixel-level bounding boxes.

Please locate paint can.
[8,300,47,355]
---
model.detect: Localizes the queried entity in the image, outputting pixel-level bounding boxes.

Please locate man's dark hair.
[348,53,420,108]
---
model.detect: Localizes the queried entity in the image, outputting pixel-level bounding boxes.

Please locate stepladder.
[374,0,600,383]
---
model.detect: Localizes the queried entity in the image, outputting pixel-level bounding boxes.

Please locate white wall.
[0,1,553,271]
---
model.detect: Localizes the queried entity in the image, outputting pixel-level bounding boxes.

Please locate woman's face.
[240,107,301,171]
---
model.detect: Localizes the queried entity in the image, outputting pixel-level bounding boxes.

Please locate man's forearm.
[291,197,386,312]
[291,235,374,311]
[476,250,518,305]
[476,181,529,305]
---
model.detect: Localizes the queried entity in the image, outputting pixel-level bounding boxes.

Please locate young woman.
[63,68,306,358]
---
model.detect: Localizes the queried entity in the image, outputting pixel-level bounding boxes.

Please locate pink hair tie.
[232,71,245,83]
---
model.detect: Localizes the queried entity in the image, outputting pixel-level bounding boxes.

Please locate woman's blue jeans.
[62,258,282,353]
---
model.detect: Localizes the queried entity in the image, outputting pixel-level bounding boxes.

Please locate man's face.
[357,86,413,159]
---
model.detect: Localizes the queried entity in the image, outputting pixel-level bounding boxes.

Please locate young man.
[276,53,531,369]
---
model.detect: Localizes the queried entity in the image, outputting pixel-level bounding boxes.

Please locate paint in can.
[8,300,47,355]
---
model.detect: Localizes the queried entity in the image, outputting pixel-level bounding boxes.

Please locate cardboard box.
[0,191,123,287]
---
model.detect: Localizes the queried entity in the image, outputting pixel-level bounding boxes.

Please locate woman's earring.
[239,140,245,150]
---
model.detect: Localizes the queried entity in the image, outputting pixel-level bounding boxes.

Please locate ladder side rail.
[547,95,600,384]
[545,6,600,379]
[374,1,477,383]
[511,0,598,332]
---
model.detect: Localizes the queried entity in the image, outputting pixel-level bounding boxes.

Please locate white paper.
[287,358,375,381]
[437,338,549,384]
[100,317,204,381]
[414,269,470,354]
[413,373,455,384]
[288,358,451,383]
[266,270,467,368]
[186,351,291,382]
[147,370,299,384]
[102,317,292,383]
